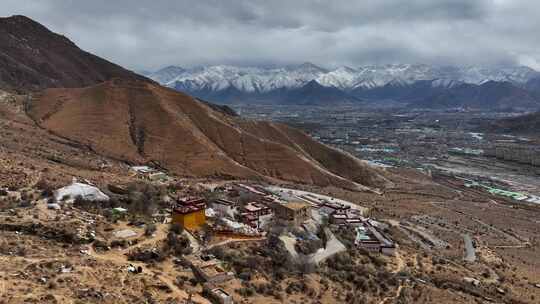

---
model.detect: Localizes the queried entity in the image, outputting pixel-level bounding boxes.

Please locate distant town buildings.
[484,144,540,167]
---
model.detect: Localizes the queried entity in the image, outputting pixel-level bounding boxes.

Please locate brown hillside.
[0,15,149,93]
[485,111,540,136]
[27,79,389,190]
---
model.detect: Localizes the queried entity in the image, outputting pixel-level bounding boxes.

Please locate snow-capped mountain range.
[146,62,538,93]
[144,63,540,109]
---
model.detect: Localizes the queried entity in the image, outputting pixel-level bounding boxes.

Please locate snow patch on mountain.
[316,66,358,89]
[147,63,539,93]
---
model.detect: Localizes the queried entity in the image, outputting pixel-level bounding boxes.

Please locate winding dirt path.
[377,250,406,304]
[392,251,405,274]
[378,285,404,304]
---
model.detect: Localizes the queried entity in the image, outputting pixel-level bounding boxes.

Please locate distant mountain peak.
[299,61,322,68]
[147,62,540,106]
[335,66,357,73]
[386,78,408,87]
[303,79,325,88]
[147,65,186,83]
[160,65,184,71]
[289,62,328,73]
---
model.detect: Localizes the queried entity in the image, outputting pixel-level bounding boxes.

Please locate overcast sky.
[2,0,540,71]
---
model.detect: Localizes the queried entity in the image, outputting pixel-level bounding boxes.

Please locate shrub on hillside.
[144,223,157,236]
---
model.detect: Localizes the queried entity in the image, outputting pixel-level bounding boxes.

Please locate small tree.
[200,223,213,245]
[166,232,192,255]
[35,179,54,197]
[145,223,157,237]
[170,223,184,235]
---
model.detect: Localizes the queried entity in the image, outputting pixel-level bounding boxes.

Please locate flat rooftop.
[244,202,269,212]
[284,201,311,210]
[212,288,230,298]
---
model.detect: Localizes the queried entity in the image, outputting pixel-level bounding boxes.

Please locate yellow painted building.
[172,208,206,230]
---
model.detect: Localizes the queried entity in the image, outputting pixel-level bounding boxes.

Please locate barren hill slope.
[412,81,540,110]
[27,79,389,190]
[485,111,540,136]
[0,15,149,93]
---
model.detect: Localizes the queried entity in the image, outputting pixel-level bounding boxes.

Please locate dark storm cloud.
[1,0,539,71]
